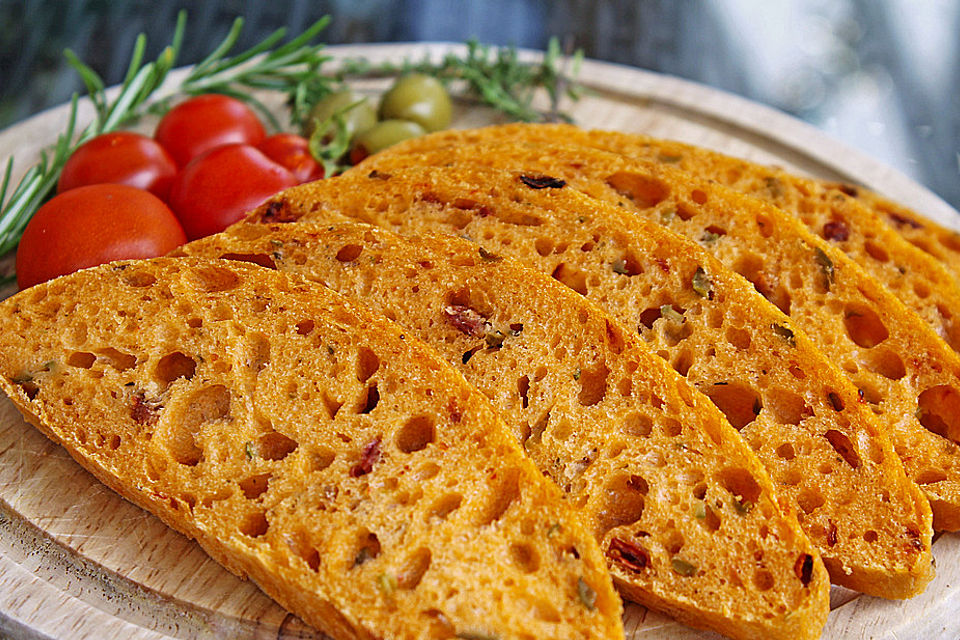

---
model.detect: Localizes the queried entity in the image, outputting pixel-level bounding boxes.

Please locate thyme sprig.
[0,11,334,257]
[335,37,584,123]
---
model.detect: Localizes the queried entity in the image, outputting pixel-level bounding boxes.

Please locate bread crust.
[0,257,624,640]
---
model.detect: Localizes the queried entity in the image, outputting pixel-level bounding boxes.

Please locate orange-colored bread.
[363,124,960,352]
[0,257,624,640]
[180,221,831,640]
[822,182,960,284]
[356,138,960,532]
[239,165,934,598]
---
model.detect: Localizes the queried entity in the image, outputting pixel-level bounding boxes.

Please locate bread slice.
[355,138,960,533]
[179,221,831,640]
[238,165,934,598]
[821,181,960,284]
[0,257,624,640]
[361,124,960,353]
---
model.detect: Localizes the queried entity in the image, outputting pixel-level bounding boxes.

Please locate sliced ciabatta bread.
[355,138,960,533]
[361,124,960,353]
[0,257,624,640]
[238,166,934,598]
[179,221,831,640]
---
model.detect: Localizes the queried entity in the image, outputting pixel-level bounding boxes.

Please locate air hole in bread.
[638,306,662,330]
[690,189,707,205]
[725,326,751,350]
[479,467,521,526]
[67,352,96,369]
[355,383,380,414]
[776,443,796,460]
[517,375,530,408]
[296,320,315,335]
[396,415,436,453]
[356,347,381,383]
[622,412,652,437]
[705,382,762,430]
[617,377,632,397]
[535,237,555,256]
[258,431,299,461]
[427,493,463,521]
[606,172,670,208]
[190,265,241,292]
[863,241,890,263]
[798,488,825,514]
[509,543,541,573]
[612,250,644,276]
[164,385,230,465]
[247,333,271,372]
[108,434,121,450]
[596,473,647,537]
[551,263,588,295]
[95,348,136,370]
[351,530,381,567]
[718,467,762,505]
[239,473,272,500]
[753,569,775,591]
[219,252,278,269]
[186,317,202,328]
[308,447,335,472]
[415,461,441,481]
[916,468,947,484]
[665,529,685,554]
[843,303,889,348]
[862,348,906,380]
[823,430,860,468]
[755,212,774,238]
[917,385,960,444]
[863,530,879,543]
[662,417,682,437]
[336,244,363,262]
[672,349,693,376]
[240,510,269,538]
[856,379,883,406]
[577,362,609,406]
[156,352,197,387]
[702,505,721,531]
[121,269,156,287]
[497,207,543,226]
[322,391,343,419]
[765,388,810,425]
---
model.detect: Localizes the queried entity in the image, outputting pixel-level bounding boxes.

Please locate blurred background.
[1,0,958,211]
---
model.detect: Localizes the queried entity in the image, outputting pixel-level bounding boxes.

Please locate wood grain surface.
[1,42,958,640]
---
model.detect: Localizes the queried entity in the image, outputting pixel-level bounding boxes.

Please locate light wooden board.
[1,42,959,640]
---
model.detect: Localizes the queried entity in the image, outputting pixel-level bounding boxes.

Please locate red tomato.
[257,134,324,183]
[154,94,266,167]
[57,131,178,200]
[168,144,297,240]
[15,184,186,289]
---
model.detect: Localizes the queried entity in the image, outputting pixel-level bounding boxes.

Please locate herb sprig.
[336,37,583,123]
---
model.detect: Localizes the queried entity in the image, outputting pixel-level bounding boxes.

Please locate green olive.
[304,90,377,140]
[379,73,452,132]
[351,119,427,161]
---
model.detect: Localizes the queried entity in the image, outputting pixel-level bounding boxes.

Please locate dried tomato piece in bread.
[180,221,830,640]
[361,123,960,354]
[237,166,933,599]
[0,257,624,640]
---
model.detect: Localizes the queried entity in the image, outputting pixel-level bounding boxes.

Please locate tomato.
[154,94,266,167]
[168,144,297,240]
[15,184,186,289]
[257,134,324,183]
[57,131,178,200]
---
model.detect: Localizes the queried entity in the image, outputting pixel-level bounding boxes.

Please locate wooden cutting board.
[1,42,959,640]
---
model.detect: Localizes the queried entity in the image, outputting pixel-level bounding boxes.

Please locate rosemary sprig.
[334,37,584,123]
[0,11,333,257]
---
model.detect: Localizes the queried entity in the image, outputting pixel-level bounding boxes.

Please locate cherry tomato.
[57,131,178,200]
[257,133,324,183]
[168,144,297,240]
[154,94,266,167]
[16,184,186,289]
